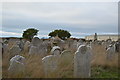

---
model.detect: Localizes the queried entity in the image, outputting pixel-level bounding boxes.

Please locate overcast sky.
[1,2,118,38]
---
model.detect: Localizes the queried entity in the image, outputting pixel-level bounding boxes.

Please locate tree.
[22,28,39,41]
[48,29,71,40]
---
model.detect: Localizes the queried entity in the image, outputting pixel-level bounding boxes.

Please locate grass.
[2,43,119,78]
[91,66,118,78]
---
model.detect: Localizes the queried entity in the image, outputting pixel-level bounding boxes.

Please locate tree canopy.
[48,29,71,40]
[22,28,39,41]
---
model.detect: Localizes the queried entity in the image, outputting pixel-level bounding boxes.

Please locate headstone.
[8,55,25,75]
[77,39,85,48]
[51,46,61,55]
[19,41,24,51]
[106,45,115,60]
[24,41,30,53]
[74,45,92,78]
[2,43,9,55]
[9,45,21,58]
[58,50,73,77]
[8,39,20,49]
[42,55,60,77]
[28,46,39,55]
[60,50,73,66]
[42,46,61,77]
[31,37,42,47]
[73,40,78,49]
[38,41,50,57]
[115,42,120,52]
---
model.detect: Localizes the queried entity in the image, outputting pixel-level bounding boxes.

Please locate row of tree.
[22,28,71,41]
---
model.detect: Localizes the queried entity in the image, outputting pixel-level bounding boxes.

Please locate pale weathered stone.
[42,46,61,77]
[23,41,30,53]
[77,39,85,48]
[42,55,60,77]
[60,50,73,66]
[8,55,25,75]
[51,46,61,55]
[31,37,42,47]
[8,39,20,48]
[74,45,92,78]
[38,41,50,57]
[106,45,115,60]
[59,50,73,76]
[28,46,39,55]
[2,43,9,55]
[9,45,21,58]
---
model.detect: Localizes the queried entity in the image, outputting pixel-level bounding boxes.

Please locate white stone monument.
[42,46,61,77]
[8,55,25,75]
[74,45,92,78]
[106,44,115,60]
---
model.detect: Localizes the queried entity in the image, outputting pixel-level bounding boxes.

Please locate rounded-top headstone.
[74,45,92,78]
[8,55,25,75]
[51,46,61,55]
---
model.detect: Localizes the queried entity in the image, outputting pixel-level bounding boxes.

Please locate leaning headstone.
[74,45,92,78]
[8,55,25,76]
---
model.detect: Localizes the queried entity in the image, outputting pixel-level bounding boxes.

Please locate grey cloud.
[1,2,118,38]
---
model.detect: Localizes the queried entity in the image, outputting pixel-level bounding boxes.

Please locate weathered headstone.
[77,39,85,48]
[51,46,61,55]
[23,41,30,53]
[31,37,42,47]
[9,45,21,58]
[8,39,20,49]
[74,45,92,78]
[42,46,61,77]
[60,50,73,66]
[115,42,120,52]
[42,55,60,77]
[8,55,25,76]
[38,41,50,57]
[106,45,115,60]
[28,46,39,55]
[2,43,9,55]
[58,50,73,77]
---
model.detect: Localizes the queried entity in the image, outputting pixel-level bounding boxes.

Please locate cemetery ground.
[2,43,119,78]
